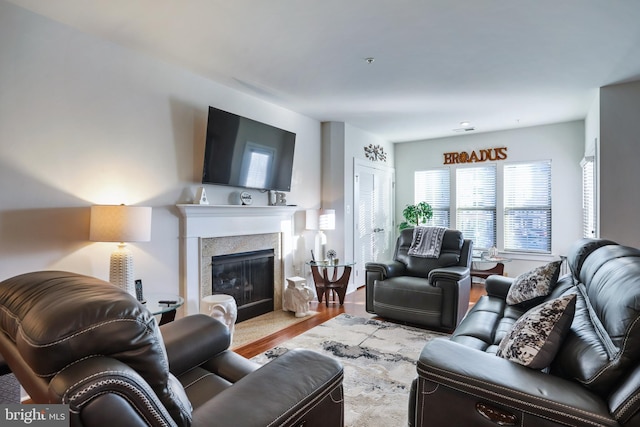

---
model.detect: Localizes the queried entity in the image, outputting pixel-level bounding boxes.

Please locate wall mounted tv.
[202,106,296,192]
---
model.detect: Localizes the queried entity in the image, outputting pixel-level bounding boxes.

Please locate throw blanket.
[408,226,447,258]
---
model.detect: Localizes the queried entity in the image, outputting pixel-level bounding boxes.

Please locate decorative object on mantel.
[364,144,387,162]
[240,191,253,205]
[195,187,209,205]
[90,204,152,296]
[269,190,287,206]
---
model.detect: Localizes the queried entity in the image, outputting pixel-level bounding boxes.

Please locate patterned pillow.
[496,294,576,369]
[506,260,562,305]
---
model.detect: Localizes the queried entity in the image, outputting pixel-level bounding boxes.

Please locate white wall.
[320,122,394,287]
[599,80,640,246]
[0,1,321,294]
[394,121,584,276]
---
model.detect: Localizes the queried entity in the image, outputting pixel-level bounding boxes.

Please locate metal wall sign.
[443,147,508,164]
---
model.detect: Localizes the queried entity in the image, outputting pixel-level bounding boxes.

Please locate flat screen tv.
[202,106,296,192]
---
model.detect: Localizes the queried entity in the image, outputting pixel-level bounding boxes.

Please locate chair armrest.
[365,260,407,279]
[365,260,407,312]
[428,266,471,330]
[484,274,513,299]
[416,338,616,427]
[428,266,469,282]
[49,356,185,427]
[192,349,344,427]
[161,314,230,376]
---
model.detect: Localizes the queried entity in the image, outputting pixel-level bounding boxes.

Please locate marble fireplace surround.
[176,204,297,315]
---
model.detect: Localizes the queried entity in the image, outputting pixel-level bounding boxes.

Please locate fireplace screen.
[211,249,274,322]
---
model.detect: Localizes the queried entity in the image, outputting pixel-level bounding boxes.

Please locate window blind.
[415,168,450,227]
[456,166,496,249]
[581,157,596,238]
[504,160,551,253]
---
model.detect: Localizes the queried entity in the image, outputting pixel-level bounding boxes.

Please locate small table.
[471,256,511,281]
[306,261,355,307]
[145,293,184,325]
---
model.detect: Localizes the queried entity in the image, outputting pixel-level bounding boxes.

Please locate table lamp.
[90,204,152,295]
[316,209,335,261]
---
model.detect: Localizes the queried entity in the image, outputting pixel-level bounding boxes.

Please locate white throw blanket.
[407,226,447,258]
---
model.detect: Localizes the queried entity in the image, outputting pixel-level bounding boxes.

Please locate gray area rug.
[0,373,20,403]
[252,314,447,427]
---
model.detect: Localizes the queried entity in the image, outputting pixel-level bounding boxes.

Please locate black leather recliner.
[0,271,344,427]
[365,228,473,332]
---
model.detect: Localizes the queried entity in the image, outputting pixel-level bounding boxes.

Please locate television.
[202,106,296,192]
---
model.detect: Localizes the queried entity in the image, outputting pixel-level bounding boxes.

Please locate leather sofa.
[365,228,472,332]
[410,238,640,427]
[0,271,344,427]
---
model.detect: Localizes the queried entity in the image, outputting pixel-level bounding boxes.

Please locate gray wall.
[0,1,321,290]
[394,121,584,277]
[599,80,640,246]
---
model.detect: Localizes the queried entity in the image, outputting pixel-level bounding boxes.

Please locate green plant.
[399,202,433,230]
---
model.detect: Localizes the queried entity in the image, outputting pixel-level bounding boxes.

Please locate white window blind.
[504,160,551,253]
[456,166,496,249]
[581,157,596,238]
[415,169,450,227]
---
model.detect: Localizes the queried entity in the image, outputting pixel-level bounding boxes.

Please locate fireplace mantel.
[176,204,297,315]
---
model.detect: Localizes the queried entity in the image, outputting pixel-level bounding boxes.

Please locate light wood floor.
[234,282,486,359]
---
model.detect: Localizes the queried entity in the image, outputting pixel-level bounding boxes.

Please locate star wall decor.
[364,144,387,162]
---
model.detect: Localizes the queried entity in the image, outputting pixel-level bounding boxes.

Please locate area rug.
[251,314,448,427]
[232,309,318,349]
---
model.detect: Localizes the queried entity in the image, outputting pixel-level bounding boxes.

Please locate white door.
[354,160,395,287]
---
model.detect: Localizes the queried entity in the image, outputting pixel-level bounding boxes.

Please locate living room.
[3,0,640,301]
[3,0,640,425]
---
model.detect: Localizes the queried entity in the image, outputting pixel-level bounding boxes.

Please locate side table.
[306,261,355,307]
[145,292,184,325]
[471,256,511,281]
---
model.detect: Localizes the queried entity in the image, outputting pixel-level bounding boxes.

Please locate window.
[415,168,450,227]
[456,166,496,250]
[504,160,551,253]
[581,157,596,238]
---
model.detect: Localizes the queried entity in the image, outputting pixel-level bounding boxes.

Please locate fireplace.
[211,249,274,322]
[176,204,297,316]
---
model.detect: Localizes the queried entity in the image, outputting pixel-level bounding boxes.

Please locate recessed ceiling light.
[365,57,375,64]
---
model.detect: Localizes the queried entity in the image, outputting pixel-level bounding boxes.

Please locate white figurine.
[283,277,314,318]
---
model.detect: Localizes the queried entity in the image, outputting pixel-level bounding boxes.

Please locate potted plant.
[399,202,433,230]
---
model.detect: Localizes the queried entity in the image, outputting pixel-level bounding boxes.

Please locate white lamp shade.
[305,209,319,230]
[318,209,335,231]
[90,205,152,243]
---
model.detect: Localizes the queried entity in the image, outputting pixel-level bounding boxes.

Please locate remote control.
[135,279,145,302]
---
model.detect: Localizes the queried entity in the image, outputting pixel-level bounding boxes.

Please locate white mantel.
[176,204,298,315]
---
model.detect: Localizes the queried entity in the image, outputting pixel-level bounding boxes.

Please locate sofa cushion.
[506,260,562,306]
[497,294,576,369]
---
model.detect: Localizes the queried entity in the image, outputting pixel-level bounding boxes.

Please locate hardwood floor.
[234,282,486,359]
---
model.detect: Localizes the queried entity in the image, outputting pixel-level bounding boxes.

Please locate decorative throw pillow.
[496,294,576,369]
[506,260,562,305]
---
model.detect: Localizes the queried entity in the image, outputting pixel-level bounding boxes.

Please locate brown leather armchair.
[365,228,472,332]
[0,271,344,427]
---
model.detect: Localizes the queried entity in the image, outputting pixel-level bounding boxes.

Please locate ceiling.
[8,0,640,143]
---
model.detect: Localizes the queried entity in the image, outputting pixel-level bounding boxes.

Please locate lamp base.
[109,243,135,296]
